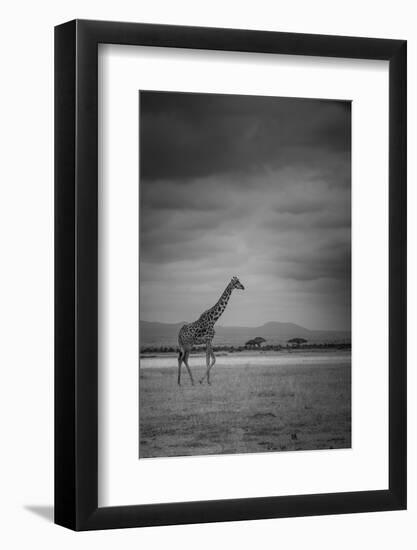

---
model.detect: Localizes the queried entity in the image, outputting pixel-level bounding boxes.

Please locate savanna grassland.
[139,351,351,458]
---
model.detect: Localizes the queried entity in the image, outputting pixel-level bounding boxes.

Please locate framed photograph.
[55,20,406,530]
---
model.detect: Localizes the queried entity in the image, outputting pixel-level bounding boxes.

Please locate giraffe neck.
[209,282,233,323]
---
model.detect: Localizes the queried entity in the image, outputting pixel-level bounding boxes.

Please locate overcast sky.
[139,91,351,330]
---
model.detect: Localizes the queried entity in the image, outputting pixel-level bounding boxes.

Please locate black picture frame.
[55,19,407,531]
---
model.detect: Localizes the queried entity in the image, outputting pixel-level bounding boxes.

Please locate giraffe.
[177,276,245,386]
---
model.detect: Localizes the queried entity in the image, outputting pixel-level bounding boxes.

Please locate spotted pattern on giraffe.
[177,276,245,385]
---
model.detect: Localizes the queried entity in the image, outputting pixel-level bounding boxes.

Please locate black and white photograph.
[0,1,410,543]
[139,90,352,459]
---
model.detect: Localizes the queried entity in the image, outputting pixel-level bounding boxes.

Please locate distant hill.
[140,320,350,347]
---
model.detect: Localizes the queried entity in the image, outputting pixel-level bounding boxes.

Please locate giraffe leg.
[183,350,194,385]
[206,349,216,385]
[199,345,212,384]
[200,342,215,384]
[177,349,183,385]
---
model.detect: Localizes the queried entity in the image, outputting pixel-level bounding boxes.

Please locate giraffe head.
[231,275,245,290]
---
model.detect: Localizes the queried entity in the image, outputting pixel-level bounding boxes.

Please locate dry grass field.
[139,351,351,458]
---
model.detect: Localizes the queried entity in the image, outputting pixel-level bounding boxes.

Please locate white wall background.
[0,0,415,548]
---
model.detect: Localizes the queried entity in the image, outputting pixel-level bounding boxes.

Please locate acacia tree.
[245,337,266,349]
[287,337,307,348]
[253,337,266,347]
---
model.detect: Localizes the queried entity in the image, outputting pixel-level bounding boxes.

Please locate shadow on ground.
[24,505,54,523]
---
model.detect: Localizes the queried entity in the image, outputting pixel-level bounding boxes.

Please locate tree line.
[140,342,351,354]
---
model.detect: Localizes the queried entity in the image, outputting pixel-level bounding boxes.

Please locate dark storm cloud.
[139,92,351,330]
[278,242,351,282]
[140,91,351,182]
